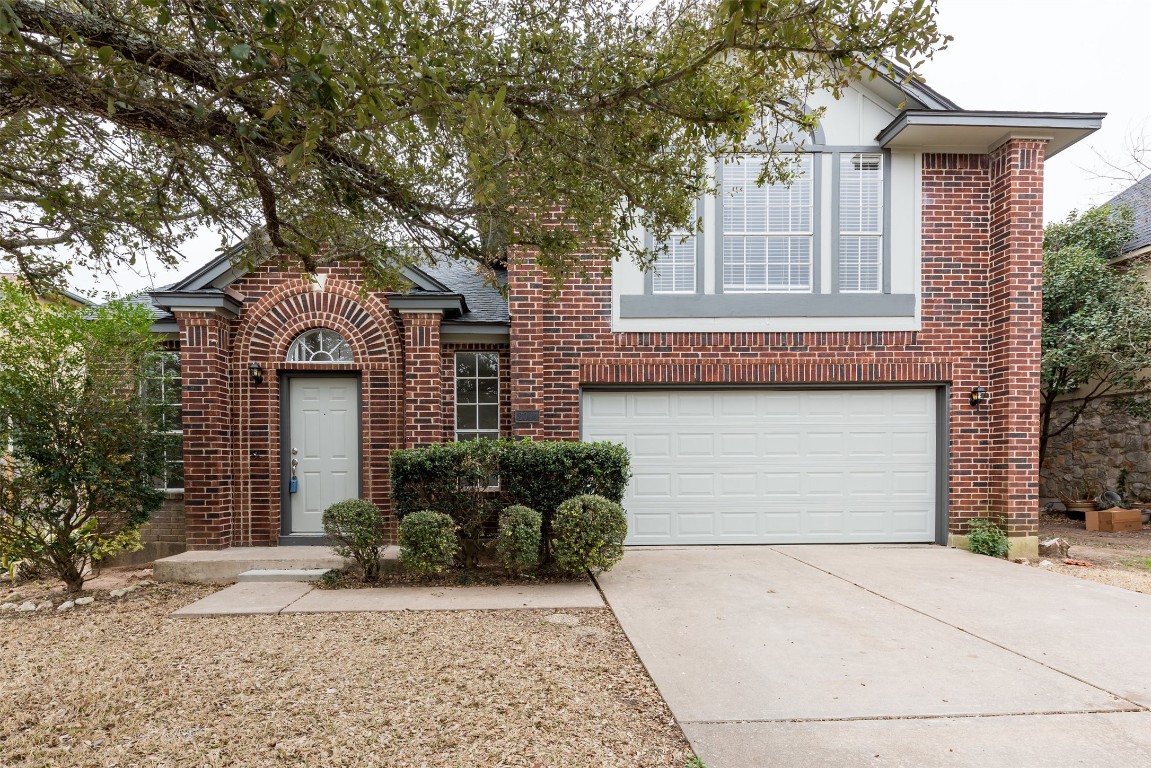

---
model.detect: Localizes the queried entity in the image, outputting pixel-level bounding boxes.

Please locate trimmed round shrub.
[399,510,459,574]
[496,505,543,573]
[551,494,627,575]
[967,518,1009,558]
[322,499,388,581]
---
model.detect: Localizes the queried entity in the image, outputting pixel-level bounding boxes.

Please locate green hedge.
[390,439,631,562]
[552,495,628,575]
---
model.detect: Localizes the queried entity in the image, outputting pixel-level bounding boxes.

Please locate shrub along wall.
[390,439,631,539]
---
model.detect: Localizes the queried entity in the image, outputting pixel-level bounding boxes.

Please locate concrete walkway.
[172,579,604,618]
[596,545,1151,768]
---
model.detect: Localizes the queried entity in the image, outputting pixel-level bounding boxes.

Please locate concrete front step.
[237,568,332,583]
[153,546,353,584]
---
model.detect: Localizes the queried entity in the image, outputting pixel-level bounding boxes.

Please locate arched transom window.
[286,328,354,363]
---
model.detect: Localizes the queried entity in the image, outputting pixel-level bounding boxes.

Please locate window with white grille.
[651,233,697,294]
[838,153,883,293]
[721,154,813,292]
[455,351,499,441]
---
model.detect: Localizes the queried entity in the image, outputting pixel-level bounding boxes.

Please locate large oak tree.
[0,0,946,288]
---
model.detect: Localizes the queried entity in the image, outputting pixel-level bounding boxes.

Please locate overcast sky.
[71,0,1151,296]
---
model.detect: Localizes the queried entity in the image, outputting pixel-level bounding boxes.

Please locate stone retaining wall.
[1041,397,1151,504]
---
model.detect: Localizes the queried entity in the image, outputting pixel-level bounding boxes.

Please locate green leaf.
[97,45,114,64]
[230,43,251,62]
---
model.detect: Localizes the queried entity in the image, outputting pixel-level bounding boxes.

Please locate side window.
[142,350,183,491]
[838,153,883,293]
[651,232,698,294]
[454,351,499,441]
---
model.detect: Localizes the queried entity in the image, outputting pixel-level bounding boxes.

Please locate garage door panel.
[583,388,938,545]
[632,433,672,458]
[719,432,758,457]
[676,433,715,457]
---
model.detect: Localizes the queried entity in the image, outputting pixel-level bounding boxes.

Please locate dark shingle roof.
[125,291,174,322]
[1106,174,1151,255]
[414,260,509,324]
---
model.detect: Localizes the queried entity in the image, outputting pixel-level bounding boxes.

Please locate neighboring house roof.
[0,272,93,307]
[1105,174,1151,256]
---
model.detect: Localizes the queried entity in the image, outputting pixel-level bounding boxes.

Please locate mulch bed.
[1,582,695,767]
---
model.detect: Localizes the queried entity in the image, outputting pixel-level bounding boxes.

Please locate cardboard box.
[1085,508,1143,533]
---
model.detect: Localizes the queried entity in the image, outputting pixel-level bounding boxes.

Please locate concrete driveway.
[596,545,1151,767]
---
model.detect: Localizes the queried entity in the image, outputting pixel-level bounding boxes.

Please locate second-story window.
[651,232,697,294]
[721,154,814,293]
[839,153,884,293]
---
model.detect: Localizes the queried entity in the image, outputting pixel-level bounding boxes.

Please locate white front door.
[582,388,939,545]
[287,377,360,535]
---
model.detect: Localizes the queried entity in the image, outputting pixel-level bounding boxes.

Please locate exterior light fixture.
[248,361,265,386]
[969,386,989,409]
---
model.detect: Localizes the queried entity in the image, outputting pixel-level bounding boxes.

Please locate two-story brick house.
[146,71,1102,560]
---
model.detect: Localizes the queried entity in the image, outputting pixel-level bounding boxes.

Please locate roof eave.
[877,110,1105,158]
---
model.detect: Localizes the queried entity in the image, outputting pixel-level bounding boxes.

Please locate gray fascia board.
[387,293,466,316]
[440,320,510,334]
[401,265,452,292]
[876,110,1105,154]
[171,242,250,290]
[149,290,244,317]
[620,292,915,318]
[150,321,180,334]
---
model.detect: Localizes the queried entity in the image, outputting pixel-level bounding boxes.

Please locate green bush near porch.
[390,438,629,521]
[390,439,630,568]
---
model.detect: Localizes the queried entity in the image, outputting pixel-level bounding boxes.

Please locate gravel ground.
[1029,513,1151,594]
[1,583,694,767]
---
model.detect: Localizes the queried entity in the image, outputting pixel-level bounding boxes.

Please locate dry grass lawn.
[1,583,694,767]
[1034,512,1151,594]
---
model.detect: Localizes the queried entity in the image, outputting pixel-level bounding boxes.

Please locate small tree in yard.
[1040,205,1151,465]
[0,281,165,592]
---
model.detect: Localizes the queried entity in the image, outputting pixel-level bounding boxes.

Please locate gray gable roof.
[147,245,509,326]
[414,260,509,324]
[1106,174,1151,255]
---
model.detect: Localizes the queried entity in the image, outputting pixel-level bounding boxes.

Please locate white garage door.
[581,388,939,545]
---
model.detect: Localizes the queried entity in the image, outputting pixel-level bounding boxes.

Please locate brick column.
[402,311,445,447]
[987,138,1048,556]
[506,251,547,440]
[175,311,234,550]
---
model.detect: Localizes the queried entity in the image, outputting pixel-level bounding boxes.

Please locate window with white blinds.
[651,233,697,294]
[838,153,883,293]
[721,154,813,292]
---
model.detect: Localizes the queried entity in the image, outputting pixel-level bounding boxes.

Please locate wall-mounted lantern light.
[248,361,265,386]
[969,386,989,409]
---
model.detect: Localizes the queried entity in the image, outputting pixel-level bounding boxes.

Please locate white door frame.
[280,373,362,540]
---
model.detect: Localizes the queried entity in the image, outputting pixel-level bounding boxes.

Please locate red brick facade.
[166,142,1047,550]
[507,141,1046,544]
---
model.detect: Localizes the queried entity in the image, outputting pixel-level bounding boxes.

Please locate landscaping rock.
[545,613,581,626]
[16,601,36,612]
[0,602,16,612]
[75,596,95,605]
[57,600,75,612]
[1039,560,1054,568]
[37,601,53,611]
[1038,537,1071,558]
[109,588,128,598]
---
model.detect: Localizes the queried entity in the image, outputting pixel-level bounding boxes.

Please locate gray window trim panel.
[715,154,821,294]
[883,148,893,294]
[830,152,841,293]
[831,149,890,294]
[619,292,915,318]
